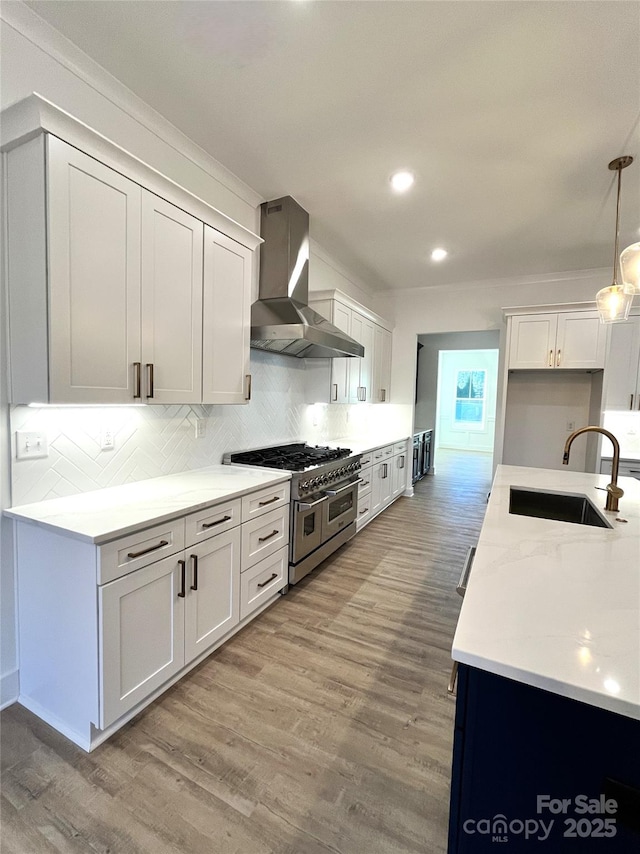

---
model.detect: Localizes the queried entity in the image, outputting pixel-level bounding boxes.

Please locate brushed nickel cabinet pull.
[190,554,198,591]
[447,661,459,696]
[133,362,141,398]
[258,529,279,543]
[360,479,370,487]
[177,560,186,598]
[127,539,168,559]
[332,383,338,402]
[399,455,405,469]
[146,363,154,398]
[359,507,369,515]
[245,374,252,401]
[202,515,231,529]
[631,394,635,410]
[257,572,278,589]
[362,386,367,401]
[548,349,553,367]
[556,349,561,367]
[258,496,279,506]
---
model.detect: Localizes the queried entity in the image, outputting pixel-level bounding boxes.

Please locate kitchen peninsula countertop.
[452,464,640,720]
[5,466,291,544]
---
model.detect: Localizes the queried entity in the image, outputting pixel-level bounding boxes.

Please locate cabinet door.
[370,461,385,515]
[372,325,392,403]
[141,192,203,403]
[202,227,252,404]
[392,453,407,498]
[604,315,640,410]
[184,528,240,663]
[99,555,185,728]
[47,136,142,403]
[349,313,375,402]
[556,311,607,369]
[331,301,352,403]
[508,314,557,369]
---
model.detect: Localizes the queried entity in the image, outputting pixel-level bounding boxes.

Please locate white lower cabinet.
[100,526,241,728]
[357,440,408,530]
[13,479,290,751]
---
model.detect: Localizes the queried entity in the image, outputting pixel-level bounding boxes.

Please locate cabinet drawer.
[240,546,287,620]
[393,441,407,455]
[360,453,372,467]
[241,505,289,569]
[371,445,393,463]
[185,499,241,546]
[356,494,372,529]
[98,520,185,584]
[358,469,373,495]
[600,458,640,480]
[241,481,290,522]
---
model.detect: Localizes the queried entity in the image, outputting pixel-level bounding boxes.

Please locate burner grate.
[231,443,351,471]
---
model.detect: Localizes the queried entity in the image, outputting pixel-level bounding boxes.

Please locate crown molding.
[0,1,263,210]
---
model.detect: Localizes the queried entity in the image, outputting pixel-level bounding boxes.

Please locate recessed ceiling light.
[390,171,415,193]
[431,248,448,262]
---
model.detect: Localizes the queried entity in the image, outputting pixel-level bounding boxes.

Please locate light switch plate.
[16,431,49,460]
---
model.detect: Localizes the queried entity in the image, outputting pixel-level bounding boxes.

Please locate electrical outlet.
[100,428,115,450]
[566,421,575,431]
[16,431,48,460]
[195,418,206,438]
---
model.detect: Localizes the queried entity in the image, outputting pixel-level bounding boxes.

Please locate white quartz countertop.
[5,466,291,545]
[452,464,640,720]
[324,435,411,455]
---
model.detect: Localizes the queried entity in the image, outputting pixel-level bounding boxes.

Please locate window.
[455,370,485,426]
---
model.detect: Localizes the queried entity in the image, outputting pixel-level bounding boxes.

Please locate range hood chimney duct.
[250,196,364,358]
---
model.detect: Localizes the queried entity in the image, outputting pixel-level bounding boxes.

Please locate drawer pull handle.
[202,515,231,529]
[127,539,168,559]
[359,508,369,515]
[258,496,279,506]
[257,572,278,589]
[630,394,635,411]
[178,560,186,598]
[332,383,338,402]
[360,480,370,487]
[548,349,553,367]
[190,554,198,591]
[258,529,279,543]
[556,349,561,367]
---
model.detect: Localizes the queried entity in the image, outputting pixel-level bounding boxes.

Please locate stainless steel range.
[224,443,362,584]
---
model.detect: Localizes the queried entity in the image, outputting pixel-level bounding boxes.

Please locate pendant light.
[621,241,640,295]
[596,156,634,324]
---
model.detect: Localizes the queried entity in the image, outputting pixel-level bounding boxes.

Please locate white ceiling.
[25,0,640,292]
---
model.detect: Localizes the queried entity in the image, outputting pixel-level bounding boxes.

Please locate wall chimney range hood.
[250,196,364,359]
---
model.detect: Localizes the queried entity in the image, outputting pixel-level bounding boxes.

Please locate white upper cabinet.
[603,313,640,411]
[508,310,607,370]
[306,290,393,404]
[141,192,204,404]
[3,96,260,405]
[202,228,252,405]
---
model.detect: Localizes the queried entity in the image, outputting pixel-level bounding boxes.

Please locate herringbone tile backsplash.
[10,351,408,506]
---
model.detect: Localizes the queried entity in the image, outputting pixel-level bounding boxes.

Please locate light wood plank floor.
[1,450,493,854]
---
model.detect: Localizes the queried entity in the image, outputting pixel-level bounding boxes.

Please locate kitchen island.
[449,465,640,853]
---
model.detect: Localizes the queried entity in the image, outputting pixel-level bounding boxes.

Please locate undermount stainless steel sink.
[509,488,612,529]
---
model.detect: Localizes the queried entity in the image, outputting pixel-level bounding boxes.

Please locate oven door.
[322,479,359,540]
[291,495,325,563]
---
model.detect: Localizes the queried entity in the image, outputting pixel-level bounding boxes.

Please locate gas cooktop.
[226,442,352,472]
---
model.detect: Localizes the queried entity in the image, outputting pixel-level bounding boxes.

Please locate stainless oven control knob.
[300,481,309,490]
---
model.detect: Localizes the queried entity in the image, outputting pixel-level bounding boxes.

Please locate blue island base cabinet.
[448,665,640,853]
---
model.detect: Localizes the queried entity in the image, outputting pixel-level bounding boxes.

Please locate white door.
[99,554,185,728]
[556,312,607,369]
[508,314,557,369]
[184,528,240,663]
[604,315,640,410]
[349,313,375,402]
[202,227,252,404]
[330,301,352,403]
[47,136,142,403]
[141,192,204,403]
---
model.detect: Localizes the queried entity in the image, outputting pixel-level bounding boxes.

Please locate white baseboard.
[0,668,19,710]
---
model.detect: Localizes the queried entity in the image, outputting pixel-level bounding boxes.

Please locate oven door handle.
[325,478,363,496]
[297,496,328,510]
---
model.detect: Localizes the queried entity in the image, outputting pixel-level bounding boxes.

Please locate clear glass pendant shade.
[596,284,633,324]
[621,242,640,294]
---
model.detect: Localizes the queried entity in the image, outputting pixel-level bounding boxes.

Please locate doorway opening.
[415,331,500,475]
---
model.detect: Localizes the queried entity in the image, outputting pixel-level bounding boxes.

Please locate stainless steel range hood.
[250,196,364,358]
